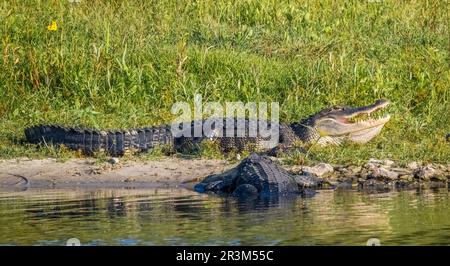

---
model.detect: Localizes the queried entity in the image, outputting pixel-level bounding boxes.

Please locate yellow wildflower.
[47,21,57,31]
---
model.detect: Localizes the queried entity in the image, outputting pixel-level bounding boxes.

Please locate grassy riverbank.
[0,0,449,164]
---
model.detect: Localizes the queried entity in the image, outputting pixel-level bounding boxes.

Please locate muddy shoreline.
[0,157,234,190]
[0,157,449,192]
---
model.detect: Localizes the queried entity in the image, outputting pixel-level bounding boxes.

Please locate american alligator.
[194,153,321,198]
[24,99,390,155]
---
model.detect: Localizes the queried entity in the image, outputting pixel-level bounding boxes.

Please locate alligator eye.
[332,106,345,111]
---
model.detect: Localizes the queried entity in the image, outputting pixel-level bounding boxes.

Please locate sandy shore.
[0,157,235,190]
[1,157,448,192]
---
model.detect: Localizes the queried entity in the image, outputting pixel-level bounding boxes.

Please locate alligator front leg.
[267,144,306,157]
[267,124,306,156]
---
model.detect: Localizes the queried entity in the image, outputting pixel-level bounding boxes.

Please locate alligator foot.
[267,145,306,157]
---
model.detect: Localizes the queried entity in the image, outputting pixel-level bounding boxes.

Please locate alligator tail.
[24,125,173,155]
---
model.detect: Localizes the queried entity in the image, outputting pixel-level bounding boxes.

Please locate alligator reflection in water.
[1,188,450,245]
[23,189,302,221]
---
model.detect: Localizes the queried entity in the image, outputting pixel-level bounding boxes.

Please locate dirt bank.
[0,157,448,191]
[0,157,235,190]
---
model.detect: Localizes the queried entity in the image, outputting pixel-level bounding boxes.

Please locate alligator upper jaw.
[341,99,390,120]
[316,99,391,142]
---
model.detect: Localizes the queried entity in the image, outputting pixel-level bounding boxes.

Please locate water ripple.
[0,188,449,245]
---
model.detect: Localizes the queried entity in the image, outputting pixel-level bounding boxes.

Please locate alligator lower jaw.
[348,124,386,143]
[343,114,390,143]
[326,114,391,137]
[316,114,391,145]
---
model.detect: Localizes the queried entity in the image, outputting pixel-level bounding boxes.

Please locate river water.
[0,187,449,245]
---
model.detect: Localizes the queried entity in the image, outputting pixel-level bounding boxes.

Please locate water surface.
[0,188,449,245]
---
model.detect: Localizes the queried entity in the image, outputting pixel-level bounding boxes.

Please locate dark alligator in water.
[24,100,390,155]
[194,153,321,198]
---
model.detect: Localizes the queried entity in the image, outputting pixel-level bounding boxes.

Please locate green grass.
[0,0,449,164]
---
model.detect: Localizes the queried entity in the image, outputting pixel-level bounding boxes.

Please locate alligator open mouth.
[341,99,390,125]
[314,99,391,144]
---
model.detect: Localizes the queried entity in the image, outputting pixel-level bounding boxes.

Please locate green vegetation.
[0,0,449,163]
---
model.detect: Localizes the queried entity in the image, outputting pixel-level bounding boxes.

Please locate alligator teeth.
[349,113,390,124]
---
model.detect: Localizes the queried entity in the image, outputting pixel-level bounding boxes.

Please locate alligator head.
[294,99,391,145]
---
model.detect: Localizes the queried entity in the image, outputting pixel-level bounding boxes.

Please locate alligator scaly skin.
[24,100,391,155]
[194,153,320,197]
[24,124,173,155]
[24,118,301,155]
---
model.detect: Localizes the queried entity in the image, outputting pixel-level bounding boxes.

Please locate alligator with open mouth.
[24,99,391,155]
